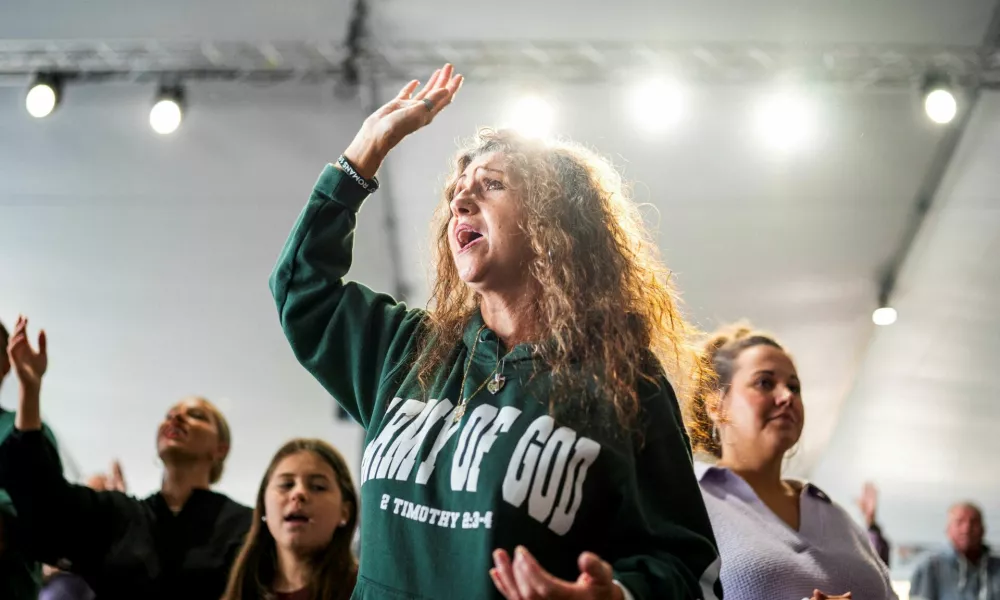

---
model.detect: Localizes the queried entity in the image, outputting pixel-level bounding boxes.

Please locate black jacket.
[0,429,251,599]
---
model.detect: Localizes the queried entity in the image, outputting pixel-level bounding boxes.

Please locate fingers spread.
[493,550,521,600]
[513,547,559,598]
[413,68,443,101]
[396,79,420,99]
[490,568,513,599]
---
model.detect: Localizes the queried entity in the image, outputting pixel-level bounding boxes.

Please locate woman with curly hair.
[222,439,358,600]
[685,323,896,600]
[270,64,721,600]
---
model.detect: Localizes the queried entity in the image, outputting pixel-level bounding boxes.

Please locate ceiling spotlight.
[504,94,555,139]
[924,87,957,125]
[872,306,898,326]
[755,90,816,152]
[25,74,62,119]
[150,85,185,135]
[628,78,685,134]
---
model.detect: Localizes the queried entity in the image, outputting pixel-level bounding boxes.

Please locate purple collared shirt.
[696,462,897,600]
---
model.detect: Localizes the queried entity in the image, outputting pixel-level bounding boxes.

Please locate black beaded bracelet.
[337,155,379,193]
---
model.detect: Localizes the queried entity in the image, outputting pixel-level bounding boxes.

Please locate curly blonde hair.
[414,128,702,427]
[686,322,784,458]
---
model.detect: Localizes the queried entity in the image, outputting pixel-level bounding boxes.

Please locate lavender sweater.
[696,462,897,600]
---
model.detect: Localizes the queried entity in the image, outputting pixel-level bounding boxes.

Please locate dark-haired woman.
[686,322,896,600]
[0,315,252,599]
[270,64,721,599]
[223,438,358,600]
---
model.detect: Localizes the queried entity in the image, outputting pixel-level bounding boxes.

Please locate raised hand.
[6,315,47,390]
[857,481,878,527]
[87,460,127,493]
[109,460,127,492]
[344,63,463,179]
[490,547,625,600]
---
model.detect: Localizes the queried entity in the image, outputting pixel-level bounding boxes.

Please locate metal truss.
[373,40,1000,89]
[1,38,999,89]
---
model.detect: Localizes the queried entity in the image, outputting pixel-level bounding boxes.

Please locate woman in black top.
[0,315,252,599]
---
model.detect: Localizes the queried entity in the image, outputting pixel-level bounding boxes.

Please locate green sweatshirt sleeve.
[611,380,722,600]
[269,164,426,429]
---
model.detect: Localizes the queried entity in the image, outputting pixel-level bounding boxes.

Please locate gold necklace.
[453,325,506,423]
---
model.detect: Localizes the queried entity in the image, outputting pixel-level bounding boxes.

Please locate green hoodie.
[270,164,723,600]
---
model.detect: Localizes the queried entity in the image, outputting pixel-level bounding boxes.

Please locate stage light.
[505,94,555,138]
[628,78,684,133]
[755,90,816,151]
[25,75,61,119]
[872,307,898,326]
[924,88,957,124]
[150,85,185,135]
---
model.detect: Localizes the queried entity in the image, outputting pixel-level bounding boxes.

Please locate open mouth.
[455,225,484,252]
[284,511,312,525]
[163,425,186,440]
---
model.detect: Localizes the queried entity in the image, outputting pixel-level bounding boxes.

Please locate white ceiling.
[372,0,995,45]
[813,90,1000,567]
[0,0,997,574]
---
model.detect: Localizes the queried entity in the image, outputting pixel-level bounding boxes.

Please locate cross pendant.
[487,373,506,395]
[453,402,467,423]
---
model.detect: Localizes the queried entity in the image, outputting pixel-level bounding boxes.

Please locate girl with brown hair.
[0,315,252,599]
[270,64,721,599]
[222,438,358,600]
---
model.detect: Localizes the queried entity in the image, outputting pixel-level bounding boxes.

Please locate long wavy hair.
[221,439,358,600]
[415,128,703,427]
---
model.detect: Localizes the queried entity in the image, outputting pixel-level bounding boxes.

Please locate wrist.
[343,135,387,180]
[19,379,41,397]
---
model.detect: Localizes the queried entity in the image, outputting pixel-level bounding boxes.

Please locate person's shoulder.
[912,549,951,572]
[0,412,57,445]
[798,483,868,531]
[213,492,254,524]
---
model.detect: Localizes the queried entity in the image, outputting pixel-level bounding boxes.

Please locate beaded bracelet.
[337,155,379,193]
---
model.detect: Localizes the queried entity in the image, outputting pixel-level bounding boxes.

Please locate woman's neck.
[480,286,538,349]
[274,547,312,593]
[160,461,212,513]
[718,450,787,496]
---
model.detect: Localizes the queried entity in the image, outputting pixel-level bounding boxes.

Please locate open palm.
[351,64,463,171]
[7,315,47,389]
